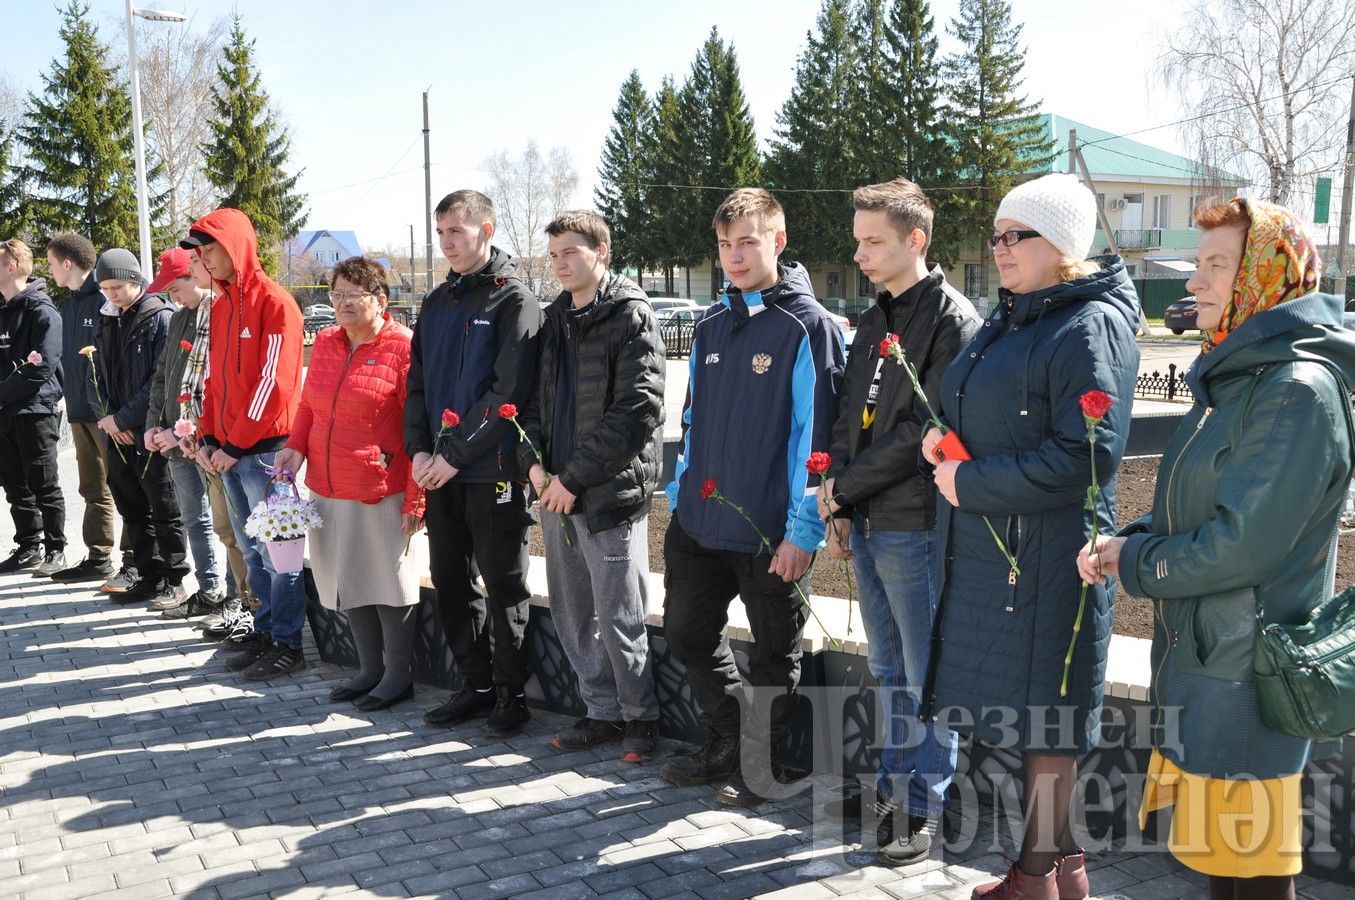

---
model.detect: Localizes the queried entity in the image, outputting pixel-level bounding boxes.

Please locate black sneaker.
[198,597,242,633]
[715,758,806,809]
[423,686,495,727]
[113,577,163,606]
[223,632,271,671]
[0,547,42,574]
[32,550,67,576]
[550,717,623,751]
[484,689,531,737]
[621,720,659,764]
[162,588,225,620]
[147,582,189,612]
[877,814,934,867]
[659,735,739,786]
[242,643,307,681]
[219,611,256,646]
[823,782,900,823]
[100,565,140,594]
[50,556,115,582]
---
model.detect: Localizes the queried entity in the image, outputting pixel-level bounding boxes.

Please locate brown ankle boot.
[971,862,1058,900]
[1055,850,1089,899]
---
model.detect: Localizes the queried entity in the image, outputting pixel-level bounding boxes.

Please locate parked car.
[1163,297,1198,334]
[305,303,335,318]
[650,297,702,314]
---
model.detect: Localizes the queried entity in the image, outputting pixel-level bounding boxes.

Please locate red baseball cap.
[146,247,194,294]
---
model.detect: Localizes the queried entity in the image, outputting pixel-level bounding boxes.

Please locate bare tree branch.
[1158,0,1355,206]
[482,140,578,296]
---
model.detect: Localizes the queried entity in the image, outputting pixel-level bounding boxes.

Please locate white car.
[305,303,335,317]
[650,297,703,314]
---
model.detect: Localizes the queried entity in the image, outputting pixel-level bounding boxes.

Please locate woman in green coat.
[1082,198,1355,900]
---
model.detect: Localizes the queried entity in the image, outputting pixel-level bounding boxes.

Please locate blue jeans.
[221,451,305,649]
[167,458,222,594]
[851,523,958,818]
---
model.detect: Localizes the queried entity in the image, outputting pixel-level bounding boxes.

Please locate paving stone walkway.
[0,447,1346,899]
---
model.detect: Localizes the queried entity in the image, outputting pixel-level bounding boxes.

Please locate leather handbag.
[1254,584,1355,741]
[1251,361,1355,741]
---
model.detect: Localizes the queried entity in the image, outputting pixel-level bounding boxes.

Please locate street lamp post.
[124,3,187,276]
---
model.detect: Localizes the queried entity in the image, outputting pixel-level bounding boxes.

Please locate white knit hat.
[994,173,1098,261]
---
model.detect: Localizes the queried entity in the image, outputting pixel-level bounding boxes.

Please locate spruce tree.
[672,29,762,297]
[595,71,656,276]
[202,17,307,277]
[945,0,1052,296]
[881,0,962,266]
[20,0,140,250]
[767,0,860,268]
[0,119,30,241]
[648,77,686,295]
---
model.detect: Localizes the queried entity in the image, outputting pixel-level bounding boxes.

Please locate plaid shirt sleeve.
[178,296,212,421]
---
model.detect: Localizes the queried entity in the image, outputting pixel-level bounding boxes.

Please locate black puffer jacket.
[518,272,665,534]
[829,267,978,530]
[61,273,104,423]
[95,293,171,447]
[0,277,63,416]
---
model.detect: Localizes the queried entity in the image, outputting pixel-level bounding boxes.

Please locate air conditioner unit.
[1109,199,1128,211]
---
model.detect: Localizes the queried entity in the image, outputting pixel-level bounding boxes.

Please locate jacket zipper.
[325,341,362,496]
[1003,515,1023,611]
[1151,405,1213,711]
[220,292,236,440]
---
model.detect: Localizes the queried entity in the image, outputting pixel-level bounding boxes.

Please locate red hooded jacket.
[191,209,303,458]
[285,315,422,516]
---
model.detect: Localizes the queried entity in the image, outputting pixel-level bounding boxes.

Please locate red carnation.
[179,339,193,352]
[700,478,717,501]
[176,392,191,404]
[1079,390,1113,421]
[806,451,831,475]
[878,335,896,356]
[499,403,518,420]
[441,409,460,428]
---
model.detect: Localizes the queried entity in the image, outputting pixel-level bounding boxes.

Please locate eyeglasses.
[328,291,375,303]
[987,229,1042,250]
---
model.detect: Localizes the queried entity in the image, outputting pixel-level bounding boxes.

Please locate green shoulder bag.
[1252,362,1355,741]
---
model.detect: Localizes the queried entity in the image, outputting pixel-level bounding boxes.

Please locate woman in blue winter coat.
[920,174,1141,900]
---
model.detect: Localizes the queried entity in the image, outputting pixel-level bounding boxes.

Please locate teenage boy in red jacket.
[185,208,306,681]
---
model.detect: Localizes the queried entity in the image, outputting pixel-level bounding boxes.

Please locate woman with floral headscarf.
[1081,198,1355,899]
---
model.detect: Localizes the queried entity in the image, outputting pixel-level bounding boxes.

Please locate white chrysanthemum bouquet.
[244,489,322,574]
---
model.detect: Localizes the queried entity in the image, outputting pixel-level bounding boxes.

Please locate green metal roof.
[1038,114,1246,185]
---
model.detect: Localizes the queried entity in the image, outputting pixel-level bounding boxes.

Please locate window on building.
[1152,195,1172,229]
[964,264,982,299]
[1187,195,1200,228]
[1095,192,1106,214]
[858,272,873,297]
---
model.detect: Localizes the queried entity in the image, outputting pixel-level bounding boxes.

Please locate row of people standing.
[2,171,1344,900]
[0,212,311,683]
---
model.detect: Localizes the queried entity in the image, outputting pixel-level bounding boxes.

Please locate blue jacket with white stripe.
[666,263,845,555]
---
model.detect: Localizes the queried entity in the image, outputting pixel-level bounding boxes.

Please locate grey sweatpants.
[542,510,659,722]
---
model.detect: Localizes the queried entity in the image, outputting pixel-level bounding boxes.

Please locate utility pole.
[1335,76,1355,301]
[423,89,434,297]
[1069,130,1142,333]
[1069,130,1120,258]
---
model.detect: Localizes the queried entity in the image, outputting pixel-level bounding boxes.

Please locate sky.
[3,0,1190,254]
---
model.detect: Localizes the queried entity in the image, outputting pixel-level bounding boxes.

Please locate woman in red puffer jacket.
[274,257,423,711]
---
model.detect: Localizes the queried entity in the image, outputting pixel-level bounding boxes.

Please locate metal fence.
[1134,364,1193,402]
[662,321,696,358]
